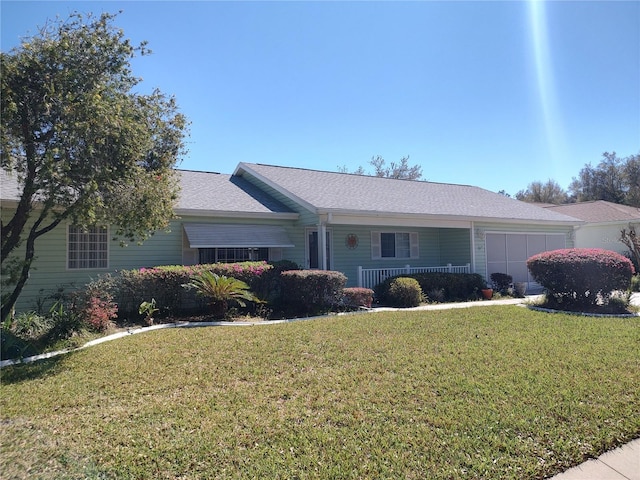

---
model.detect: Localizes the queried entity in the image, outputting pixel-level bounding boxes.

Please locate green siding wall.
[329,225,472,287]
[1,207,302,313]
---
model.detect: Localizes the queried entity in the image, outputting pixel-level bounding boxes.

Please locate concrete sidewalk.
[550,438,639,480]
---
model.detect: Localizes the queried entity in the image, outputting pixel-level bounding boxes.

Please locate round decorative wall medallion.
[346,233,359,249]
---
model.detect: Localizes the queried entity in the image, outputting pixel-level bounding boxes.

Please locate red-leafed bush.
[82,296,118,332]
[342,287,374,309]
[527,248,634,307]
[280,270,347,315]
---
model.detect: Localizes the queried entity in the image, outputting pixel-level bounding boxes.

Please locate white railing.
[357,263,471,289]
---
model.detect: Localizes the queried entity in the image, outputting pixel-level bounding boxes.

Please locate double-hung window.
[371,231,419,259]
[67,225,108,269]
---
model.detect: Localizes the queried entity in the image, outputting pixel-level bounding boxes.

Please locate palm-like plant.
[186,271,260,318]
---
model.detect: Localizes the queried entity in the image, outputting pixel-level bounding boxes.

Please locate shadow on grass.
[1,355,66,385]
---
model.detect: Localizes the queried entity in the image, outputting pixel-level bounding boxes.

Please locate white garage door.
[486,233,565,284]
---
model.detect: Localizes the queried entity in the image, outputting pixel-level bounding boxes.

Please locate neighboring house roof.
[176,170,298,219]
[234,163,581,225]
[542,200,640,224]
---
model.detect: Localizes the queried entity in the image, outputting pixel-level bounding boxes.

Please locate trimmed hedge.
[527,248,634,307]
[95,262,273,319]
[280,270,347,316]
[375,272,485,304]
[341,288,374,309]
[387,277,423,308]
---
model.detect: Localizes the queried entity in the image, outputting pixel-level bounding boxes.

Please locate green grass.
[1,306,639,479]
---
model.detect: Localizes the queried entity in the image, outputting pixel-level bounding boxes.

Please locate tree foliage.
[568,152,640,206]
[0,12,189,321]
[515,179,568,204]
[339,155,423,180]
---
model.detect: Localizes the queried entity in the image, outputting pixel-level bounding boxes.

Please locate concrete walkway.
[550,438,639,480]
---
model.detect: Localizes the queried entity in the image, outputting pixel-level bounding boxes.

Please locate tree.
[515,179,568,204]
[1,12,189,321]
[569,152,626,204]
[339,155,423,180]
[623,153,640,207]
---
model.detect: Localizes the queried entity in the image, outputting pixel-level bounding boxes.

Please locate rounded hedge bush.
[526,248,634,307]
[387,277,423,308]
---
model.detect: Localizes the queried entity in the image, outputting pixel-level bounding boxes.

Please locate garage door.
[486,233,565,285]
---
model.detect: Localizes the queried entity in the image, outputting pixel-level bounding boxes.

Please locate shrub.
[527,248,634,307]
[280,270,347,316]
[81,296,118,332]
[375,272,485,303]
[6,311,52,341]
[426,288,445,303]
[387,277,423,308]
[490,272,513,293]
[630,275,640,292]
[111,262,272,318]
[1,328,37,360]
[46,301,84,342]
[252,260,300,308]
[71,276,118,332]
[341,287,374,309]
[184,272,261,319]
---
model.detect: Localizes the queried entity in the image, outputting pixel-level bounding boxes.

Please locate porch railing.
[357,263,471,289]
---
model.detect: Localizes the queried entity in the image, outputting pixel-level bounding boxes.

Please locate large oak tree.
[1,12,189,321]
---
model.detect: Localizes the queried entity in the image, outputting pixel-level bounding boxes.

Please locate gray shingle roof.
[176,170,296,216]
[543,200,640,223]
[236,163,581,224]
[1,169,297,217]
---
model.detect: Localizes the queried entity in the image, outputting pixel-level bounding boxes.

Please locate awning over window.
[183,224,295,248]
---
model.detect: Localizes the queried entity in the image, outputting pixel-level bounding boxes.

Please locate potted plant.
[480,285,493,300]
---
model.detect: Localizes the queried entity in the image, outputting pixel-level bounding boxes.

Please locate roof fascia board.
[326,213,472,229]
[576,219,640,227]
[175,208,299,220]
[234,163,318,214]
[317,208,582,227]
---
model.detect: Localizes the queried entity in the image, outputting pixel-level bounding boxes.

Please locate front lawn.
[1,306,639,479]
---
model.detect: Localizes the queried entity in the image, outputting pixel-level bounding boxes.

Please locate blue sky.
[2,1,639,195]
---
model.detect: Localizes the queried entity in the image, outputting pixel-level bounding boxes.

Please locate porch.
[357,263,472,289]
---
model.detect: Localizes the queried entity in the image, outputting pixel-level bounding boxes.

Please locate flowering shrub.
[527,248,634,307]
[342,287,374,309]
[94,262,273,320]
[280,270,347,315]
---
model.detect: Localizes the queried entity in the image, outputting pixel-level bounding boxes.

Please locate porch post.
[358,266,363,287]
[470,221,476,273]
[319,222,327,270]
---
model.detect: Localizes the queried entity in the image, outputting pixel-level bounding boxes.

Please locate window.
[371,231,419,259]
[68,225,108,269]
[199,248,269,264]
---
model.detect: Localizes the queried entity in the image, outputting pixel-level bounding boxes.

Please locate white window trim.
[371,231,419,260]
[66,224,110,270]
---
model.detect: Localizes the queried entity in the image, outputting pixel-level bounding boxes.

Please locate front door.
[307,229,332,269]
